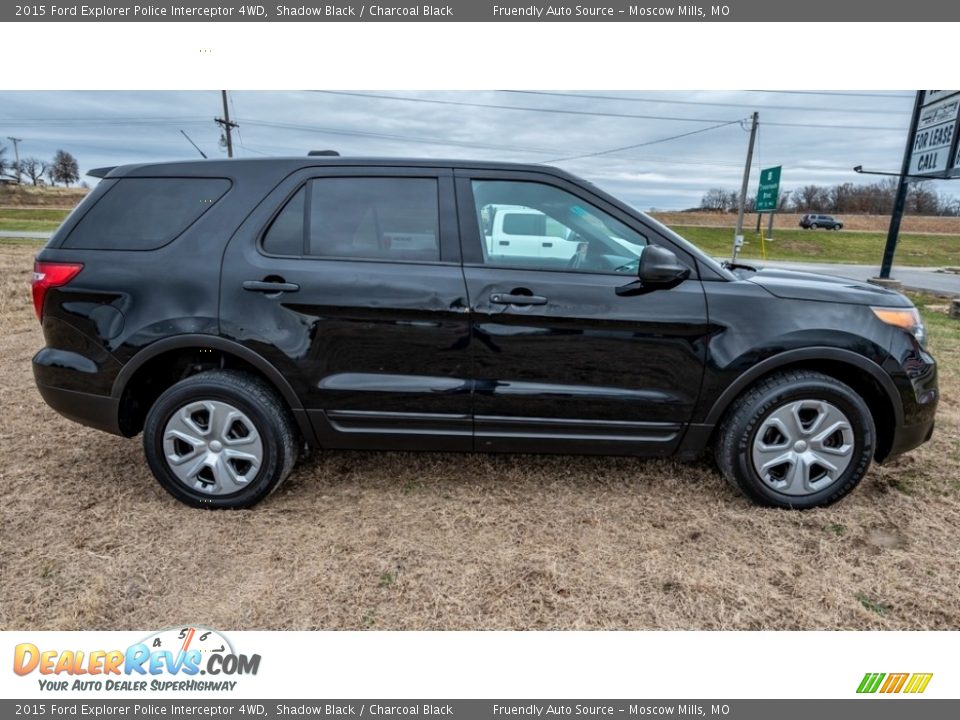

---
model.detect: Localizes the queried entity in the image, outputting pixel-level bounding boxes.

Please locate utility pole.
[877,91,924,280]
[6,136,22,183]
[215,90,238,158]
[731,112,759,262]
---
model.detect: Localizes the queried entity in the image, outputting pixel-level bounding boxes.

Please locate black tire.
[810,223,819,230]
[143,370,299,509]
[715,370,875,509]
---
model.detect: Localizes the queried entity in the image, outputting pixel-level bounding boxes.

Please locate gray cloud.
[1,89,947,209]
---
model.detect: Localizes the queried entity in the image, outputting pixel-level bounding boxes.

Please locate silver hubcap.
[750,399,855,496]
[162,400,263,495]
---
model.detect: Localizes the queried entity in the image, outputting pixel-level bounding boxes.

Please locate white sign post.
[909,91,960,178]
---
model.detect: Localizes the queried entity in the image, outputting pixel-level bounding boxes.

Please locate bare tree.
[702,178,956,216]
[49,150,79,187]
[938,192,960,217]
[19,157,48,186]
[699,188,729,212]
[725,190,741,212]
[776,190,792,212]
[793,185,828,212]
[906,182,940,215]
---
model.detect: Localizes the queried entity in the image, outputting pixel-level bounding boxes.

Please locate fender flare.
[702,346,904,427]
[111,334,303,411]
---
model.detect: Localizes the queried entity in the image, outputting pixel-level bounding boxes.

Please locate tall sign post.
[755,166,781,259]
[877,90,960,281]
[731,112,759,262]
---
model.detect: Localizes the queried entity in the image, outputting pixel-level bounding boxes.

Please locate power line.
[0,116,208,124]
[747,90,914,99]
[309,91,739,124]
[547,120,744,163]
[308,91,906,132]
[500,90,906,115]
[238,118,566,156]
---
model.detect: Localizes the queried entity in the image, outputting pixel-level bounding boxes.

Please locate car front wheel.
[715,370,875,508]
[143,370,299,509]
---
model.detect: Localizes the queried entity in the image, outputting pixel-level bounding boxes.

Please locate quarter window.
[471,180,648,274]
[63,177,230,251]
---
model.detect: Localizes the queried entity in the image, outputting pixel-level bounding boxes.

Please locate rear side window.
[63,177,230,250]
[262,177,440,262]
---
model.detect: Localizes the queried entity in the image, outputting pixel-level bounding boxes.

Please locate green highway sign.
[755,165,782,212]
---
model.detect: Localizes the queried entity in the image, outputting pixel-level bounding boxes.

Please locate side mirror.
[616,245,690,297]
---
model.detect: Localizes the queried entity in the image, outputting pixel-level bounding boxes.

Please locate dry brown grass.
[1,243,958,631]
[652,211,960,235]
[0,185,89,209]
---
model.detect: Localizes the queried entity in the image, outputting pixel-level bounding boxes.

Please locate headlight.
[871,306,927,347]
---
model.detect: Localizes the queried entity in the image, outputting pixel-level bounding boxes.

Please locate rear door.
[220,166,473,450]
[455,169,710,456]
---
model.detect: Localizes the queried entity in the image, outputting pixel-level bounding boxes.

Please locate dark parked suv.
[800,214,843,230]
[32,158,937,509]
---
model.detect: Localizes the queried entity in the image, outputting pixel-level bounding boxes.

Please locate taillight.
[32,261,83,321]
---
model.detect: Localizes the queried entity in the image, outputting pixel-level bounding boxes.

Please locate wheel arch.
[111,334,309,440]
[703,347,903,462]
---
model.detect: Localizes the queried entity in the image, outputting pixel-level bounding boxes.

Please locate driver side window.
[471,180,648,274]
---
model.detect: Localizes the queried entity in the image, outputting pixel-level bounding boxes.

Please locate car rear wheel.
[715,370,875,508]
[143,370,299,509]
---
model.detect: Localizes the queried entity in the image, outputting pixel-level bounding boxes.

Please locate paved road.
[0,231,52,239]
[3,230,958,295]
[756,260,960,296]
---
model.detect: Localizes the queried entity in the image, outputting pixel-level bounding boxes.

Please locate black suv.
[32,158,937,509]
[800,214,843,230]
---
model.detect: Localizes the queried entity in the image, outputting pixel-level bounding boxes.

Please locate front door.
[455,170,710,455]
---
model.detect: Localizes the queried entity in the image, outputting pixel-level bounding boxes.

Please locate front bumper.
[879,343,938,462]
[884,417,936,461]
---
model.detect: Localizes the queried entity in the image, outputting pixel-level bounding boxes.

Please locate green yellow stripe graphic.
[857,672,932,694]
[903,673,933,694]
[857,673,885,693]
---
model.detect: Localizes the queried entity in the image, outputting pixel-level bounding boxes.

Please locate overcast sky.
[0,89,948,210]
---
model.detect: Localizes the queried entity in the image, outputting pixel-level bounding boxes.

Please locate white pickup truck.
[482,205,583,261]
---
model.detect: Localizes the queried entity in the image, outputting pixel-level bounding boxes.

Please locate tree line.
[0,144,80,187]
[699,179,960,216]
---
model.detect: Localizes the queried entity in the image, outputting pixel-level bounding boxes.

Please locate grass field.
[0,208,70,233]
[673,225,960,267]
[0,241,958,631]
[652,211,960,235]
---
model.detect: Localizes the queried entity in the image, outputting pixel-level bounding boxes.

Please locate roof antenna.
[180,129,208,159]
[308,149,340,156]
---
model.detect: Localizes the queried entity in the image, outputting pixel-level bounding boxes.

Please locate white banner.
[1,631,955,700]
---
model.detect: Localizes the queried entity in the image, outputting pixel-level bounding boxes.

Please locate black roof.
[91,156,574,181]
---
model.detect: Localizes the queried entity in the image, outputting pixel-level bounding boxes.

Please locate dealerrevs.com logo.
[13,627,260,692]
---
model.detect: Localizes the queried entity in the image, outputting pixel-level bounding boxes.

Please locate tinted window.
[261,178,440,262]
[472,180,648,274]
[309,178,439,261]
[262,186,306,256]
[64,178,230,250]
